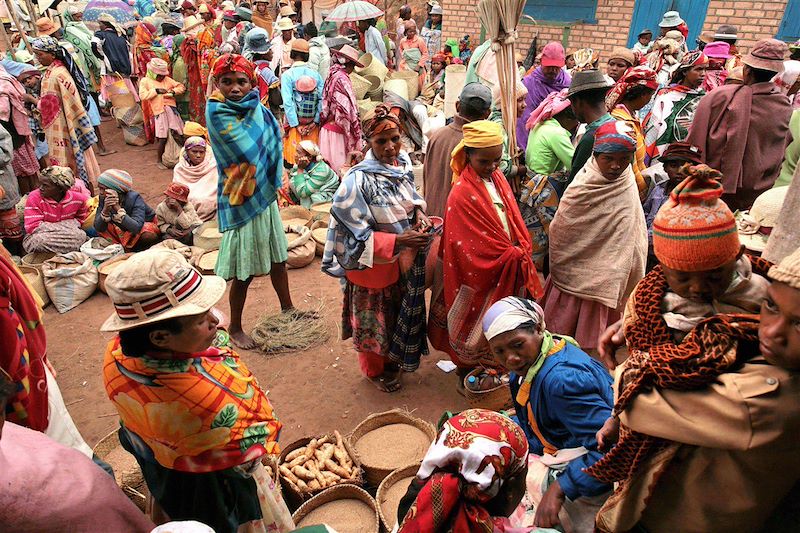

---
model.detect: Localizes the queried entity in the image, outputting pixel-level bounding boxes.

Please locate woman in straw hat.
[101,249,293,532]
[322,105,432,392]
[319,44,364,174]
[140,57,186,167]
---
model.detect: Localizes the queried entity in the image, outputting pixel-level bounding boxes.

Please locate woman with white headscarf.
[287,140,339,208]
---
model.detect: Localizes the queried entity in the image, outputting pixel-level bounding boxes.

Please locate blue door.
[627,0,710,48]
[776,0,800,41]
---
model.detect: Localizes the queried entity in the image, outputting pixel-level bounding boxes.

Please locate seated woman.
[172,136,218,221]
[432,120,542,379]
[543,121,647,351]
[94,169,161,252]
[397,409,529,532]
[23,166,89,254]
[288,140,339,208]
[482,297,613,531]
[101,249,292,533]
[155,183,202,245]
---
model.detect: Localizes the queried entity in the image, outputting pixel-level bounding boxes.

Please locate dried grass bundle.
[251,302,329,356]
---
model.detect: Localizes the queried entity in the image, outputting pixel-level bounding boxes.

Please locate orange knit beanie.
[652,164,741,272]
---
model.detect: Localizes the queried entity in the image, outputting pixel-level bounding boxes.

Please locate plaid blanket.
[388,248,430,372]
[206,89,282,232]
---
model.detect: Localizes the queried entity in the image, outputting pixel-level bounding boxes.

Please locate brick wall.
[442,0,789,61]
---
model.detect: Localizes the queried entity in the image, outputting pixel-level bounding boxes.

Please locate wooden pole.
[3,0,34,55]
[0,22,18,61]
[23,0,39,36]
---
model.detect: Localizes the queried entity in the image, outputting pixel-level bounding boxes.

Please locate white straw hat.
[736,186,787,253]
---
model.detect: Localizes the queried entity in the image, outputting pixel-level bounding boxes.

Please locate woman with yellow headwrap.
[430,120,542,377]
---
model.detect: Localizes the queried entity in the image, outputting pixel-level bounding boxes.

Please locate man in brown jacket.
[422,82,491,217]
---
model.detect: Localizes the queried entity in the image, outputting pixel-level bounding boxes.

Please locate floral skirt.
[342,279,403,357]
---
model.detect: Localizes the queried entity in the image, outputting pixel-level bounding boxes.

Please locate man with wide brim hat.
[686,38,791,211]
[330,44,364,68]
[271,17,296,72]
[658,10,684,33]
[566,69,614,185]
[35,17,61,37]
[99,249,289,532]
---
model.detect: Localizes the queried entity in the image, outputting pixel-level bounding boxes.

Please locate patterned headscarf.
[482,296,545,341]
[671,50,708,84]
[297,140,322,161]
[605,65,658,110]
[525,88,571,130]
[363,104,402,138]
[398,409,528,531]
[147,57,169,77]
[40,166,75,190]
[31,35,91,111]
[184,135,206,150]
[593,120,636,153]
[212,53,256,82]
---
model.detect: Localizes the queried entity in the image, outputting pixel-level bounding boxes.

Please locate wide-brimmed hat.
[101,249,226,332]
[737,186,787,253]
[276,17,295,31]
[35,17,60,36]
[638,28,652,37]
[280,5,296,16]
[182,14,204,32]
[743,38,788,73]
[697,30,715,45]
[703,41,731,59]
[567,68,613,97]
[236,6,252,21]
[659,10,684,28]
[291,38,310,53]
[714,24,738,40]
[331,44,364,67]
[245,27,272,53]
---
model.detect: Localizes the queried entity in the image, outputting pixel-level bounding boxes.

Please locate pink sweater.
[24,189,89,234]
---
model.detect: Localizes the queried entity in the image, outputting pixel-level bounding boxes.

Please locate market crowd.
[1,2,799,532]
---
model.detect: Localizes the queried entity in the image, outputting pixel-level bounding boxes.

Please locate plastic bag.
[80,237,124,262]
[42,252,99,313]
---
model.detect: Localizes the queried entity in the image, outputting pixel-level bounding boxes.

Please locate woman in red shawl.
[180,17,208,125]
[132,22,166,79]
[320,45,364,175]
[432,120,542,378]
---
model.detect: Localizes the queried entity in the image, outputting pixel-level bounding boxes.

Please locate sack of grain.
[80,237,124,262]
[285,224,315,269]
[41,252,98,313]
[293,485,380,533]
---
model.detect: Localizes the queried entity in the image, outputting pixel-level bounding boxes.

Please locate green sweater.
[775,109,800,188]
[525,119,575,175]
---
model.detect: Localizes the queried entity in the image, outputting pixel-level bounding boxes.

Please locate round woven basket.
[363,74,383,102]
[280,205,313,228]
[93,430,148,511]
[98,253,134,294]
[292,485,380,533]
[279,435,364,511]
[350,72,372,100]
[310,202,332,225]
[388,70,419,100]
[376,462,420,531]
[357,99,381,120]
[197,249,219,274]
[355,52,389,81]
[194,220,222,251]
[310,220,328,257]
[462,368,514,412]
[21,251,56,272]
[349,410,436,486]
[384,78,409,101]
[19,264,49,307]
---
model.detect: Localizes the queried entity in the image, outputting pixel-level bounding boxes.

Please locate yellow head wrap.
[450,120,505,177]
[183,121,208,139]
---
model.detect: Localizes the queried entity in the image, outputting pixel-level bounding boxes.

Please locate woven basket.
[19,265,49,307]
[388,70,419,100]
[376,462,420,531]
[197,249,219,274]
[383,78,409,101]
[93,430,148,511]
[355,52,389,81]
[292,485,380,533]
[310,220,328,257]
[98,253,134,294]
[357,98,381,120]
[278,434,364,511]
[364,74,383,102]
[310,202,332,225]
[21,251,56,272]
[350,72,372,100]
[279,205,313,228]
[349,409,436,486]
[194,220,222,251]
[462,368,514,412]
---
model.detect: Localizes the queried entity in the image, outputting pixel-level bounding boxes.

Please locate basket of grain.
[292,484,380,533]
[462,367,514,412]
[376,462,420,531]
[309,220,328,256]
[194,220,223,251]
[310,202,333,226]
[19,264,49,307]
[197,249,219,274]
[98,253,133,294]
[21,251,56,271]
[349,409,436,486]
[93,429,148,511]
[279,205,313,228]
[278,431,363,511]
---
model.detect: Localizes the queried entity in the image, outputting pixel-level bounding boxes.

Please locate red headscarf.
[212,53,256,82]
[606,65,659,110]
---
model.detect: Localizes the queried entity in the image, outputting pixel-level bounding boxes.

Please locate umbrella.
[326,0,383,22]
[83,0,135,23]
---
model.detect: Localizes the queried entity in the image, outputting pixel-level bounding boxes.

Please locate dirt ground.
[45,120,468,450]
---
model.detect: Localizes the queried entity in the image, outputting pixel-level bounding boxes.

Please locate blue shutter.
[523,0,598,24]
[627,0,709,48]
[777,0,800,41]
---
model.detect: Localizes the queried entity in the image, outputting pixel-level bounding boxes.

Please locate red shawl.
[441,165,542,362]
[398,473,494,532]
[320,64,362,153]
[181,36,207,125]
[0,253,48,431]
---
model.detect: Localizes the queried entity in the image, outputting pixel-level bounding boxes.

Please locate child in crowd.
[288,140,338,209]
[16,66,49,177]
[155,183,202,245]
[418,52,446,106]
[139,57,186,168]
[94,169,161,251]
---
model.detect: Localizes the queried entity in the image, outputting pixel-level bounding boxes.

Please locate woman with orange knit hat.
[597,164,771,370]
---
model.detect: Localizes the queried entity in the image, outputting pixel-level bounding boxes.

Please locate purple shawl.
[517,67,571,150]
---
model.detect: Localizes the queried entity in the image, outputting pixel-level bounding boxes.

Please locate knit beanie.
[98,169,133,193]
[652,164,740,271]
[768,247,800,290]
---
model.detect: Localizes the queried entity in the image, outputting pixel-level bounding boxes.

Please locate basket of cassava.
[292,484,380,533]
[349,409,436,486]
[278,431,363,511]
[376,462,420,531]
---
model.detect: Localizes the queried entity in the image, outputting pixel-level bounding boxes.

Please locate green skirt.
[215,202,289,281]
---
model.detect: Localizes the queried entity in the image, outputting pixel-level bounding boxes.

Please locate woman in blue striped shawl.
[206,53,297,350]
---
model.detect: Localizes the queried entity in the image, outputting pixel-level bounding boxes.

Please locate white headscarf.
[481,296,545,341]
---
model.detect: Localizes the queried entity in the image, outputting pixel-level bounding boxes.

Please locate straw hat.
[182,14,204,32]
[280,5,296,16]
[101,249,226,332]
[331,44,364,67]
[291,38,310,53]
[35,17,60,36]
[276,17,295,31]
[737,186,787,253]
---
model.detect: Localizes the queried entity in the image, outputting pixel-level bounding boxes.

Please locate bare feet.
[230,329,258,350]
[96,149,118,156]
[369,373,402,393]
